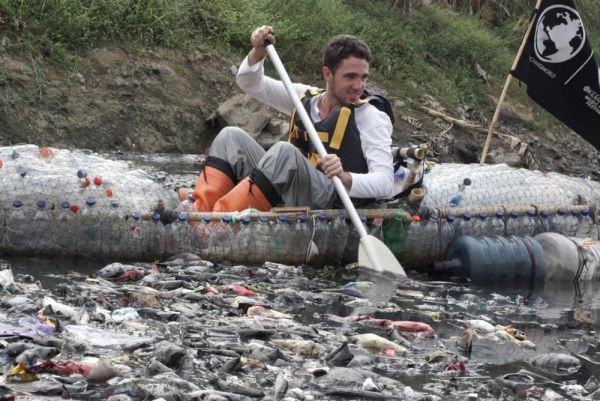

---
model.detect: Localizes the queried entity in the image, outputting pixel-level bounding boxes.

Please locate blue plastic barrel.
[432,235,546,283]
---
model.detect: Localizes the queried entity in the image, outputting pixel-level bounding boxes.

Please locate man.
[192,26,394,212]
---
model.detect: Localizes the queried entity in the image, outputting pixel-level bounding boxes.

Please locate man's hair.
[323,34,372,73]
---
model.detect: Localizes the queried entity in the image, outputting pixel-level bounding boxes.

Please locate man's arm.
[236,26,309,115]
[348,107,395,199]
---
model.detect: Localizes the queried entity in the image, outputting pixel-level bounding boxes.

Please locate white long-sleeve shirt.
[236,56,395,199]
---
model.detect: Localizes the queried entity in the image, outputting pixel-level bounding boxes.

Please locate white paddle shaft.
[265,44,368,239]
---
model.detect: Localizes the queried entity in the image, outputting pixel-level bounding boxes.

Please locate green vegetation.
[0,0,599,120]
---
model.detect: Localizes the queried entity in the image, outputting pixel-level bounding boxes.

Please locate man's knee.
[212,126,251,147]
[267,141,301,159]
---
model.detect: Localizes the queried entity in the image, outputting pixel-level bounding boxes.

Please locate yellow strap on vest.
[329,106,351,150]
[308,153,320,167]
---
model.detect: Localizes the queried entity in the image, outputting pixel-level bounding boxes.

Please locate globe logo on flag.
[534,5,586,63]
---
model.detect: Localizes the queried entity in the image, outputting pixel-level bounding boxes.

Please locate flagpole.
[479,0,543,165]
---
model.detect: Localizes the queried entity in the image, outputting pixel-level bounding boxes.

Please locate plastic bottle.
[146,212,165,259]
[294,213,311,263]
[54,201,76,255]
[576,208,597,239]
[343,214,367,263]
[505,211,521,237]
[31,200,53,254]
[211,215,233,261]
[369,216,385,241]
[535,232,600,281]
[432,235,545,284]
[523,208,537,236]
[419,211,441,264]
[79,197,102,256]
[0,205,5,248]
[563,209,580,237]
[328,212,349,265]
[440,215,457,256]
[402,214,422,265]
[127,212,144,260]
[271,214,290,263]
[166,212,190,255]
[456,212,472,237]
[310,213,330,265]
[181,194,196,213]
[534,210,551,235]
[548,208,566,234]
[6,200,28,252]
[383,211,406,255]
[487,210,506,237]
[232,216,252,262]
[254,215,272,264]
[392,166,407,196]
[448,178,471,208]
[101,199,122,258]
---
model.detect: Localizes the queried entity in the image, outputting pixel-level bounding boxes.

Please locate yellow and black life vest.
[288,88,373,174]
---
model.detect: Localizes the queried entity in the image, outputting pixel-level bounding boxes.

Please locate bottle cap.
[12,200,22,209]
[582,208,590,215]
[540,210,549,218]
[132,211,141,220]
[111,199,120,207]
[411,215,421,223]
[510,211,519,218]
[527,208,536,217]
[86,198,96,206]
[61,201,70,209]
[478,212,487,220]
[463,178,472,186]
[557,208,565,215]
[241,216,251,225]
[93,176,103,186]
[570,209,578,216]
[495,210,504,218]
[298,213,307,223]
[259,215,269,223]
[277,214,288,223]
[151,212,161,222]
[202,214,212,223]
[77,169,87,179]
[463,212,471,220]
[222,215,232,223]
[447,215,456,223]
[449,195,461,207]
[178,212,188,221]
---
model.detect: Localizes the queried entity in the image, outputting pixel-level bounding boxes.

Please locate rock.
[488,147,522,167]
[217,94,272,136]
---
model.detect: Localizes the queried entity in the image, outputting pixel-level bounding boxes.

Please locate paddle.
[265,44,406,277]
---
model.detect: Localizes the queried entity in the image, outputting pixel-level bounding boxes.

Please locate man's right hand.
[248,25,275,66]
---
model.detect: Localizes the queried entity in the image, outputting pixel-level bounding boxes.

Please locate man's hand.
[318,154,352,189]
[248,25,275,66]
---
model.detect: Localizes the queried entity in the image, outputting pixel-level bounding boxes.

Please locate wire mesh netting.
[400,163,600,269]
[2,145,600,269]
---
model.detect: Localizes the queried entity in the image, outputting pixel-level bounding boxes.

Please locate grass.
[0,0,599,126]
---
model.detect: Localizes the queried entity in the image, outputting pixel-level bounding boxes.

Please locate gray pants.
[209,127,336,209]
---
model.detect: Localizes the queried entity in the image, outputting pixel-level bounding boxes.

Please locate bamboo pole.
[479,0,543,166]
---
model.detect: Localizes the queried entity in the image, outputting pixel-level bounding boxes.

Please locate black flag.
[511,0,600,150]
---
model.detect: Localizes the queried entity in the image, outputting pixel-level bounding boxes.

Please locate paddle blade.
[358,235,406,277]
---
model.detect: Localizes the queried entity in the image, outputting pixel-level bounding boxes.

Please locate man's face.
[323,56,370,105]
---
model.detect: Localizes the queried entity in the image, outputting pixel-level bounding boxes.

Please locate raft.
[1,144,600,271]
